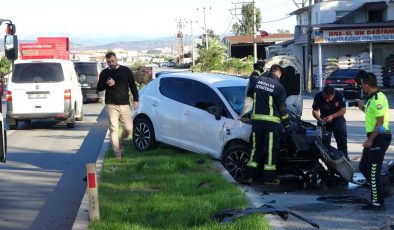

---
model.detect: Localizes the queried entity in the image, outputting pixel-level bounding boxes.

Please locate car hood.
[264,55,304,118]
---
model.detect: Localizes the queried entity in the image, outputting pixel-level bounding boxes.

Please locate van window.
[12,63,64,83]
[74,63,98,75]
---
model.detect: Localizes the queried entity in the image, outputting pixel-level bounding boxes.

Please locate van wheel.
[133,117,158,151]
[221,145,251,182]
[66,111,76,128]
[76,108,84,121]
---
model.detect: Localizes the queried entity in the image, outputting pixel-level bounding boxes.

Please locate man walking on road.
[243,64,291,185]
[355,72,391,211]
[97,52,139,160]
[312,85,348,160]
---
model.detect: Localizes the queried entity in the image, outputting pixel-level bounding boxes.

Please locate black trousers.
[359,133,392,205]
[246,121,281,181]
[322,121,348,158]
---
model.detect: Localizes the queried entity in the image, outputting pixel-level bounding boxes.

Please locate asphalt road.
[0,102,107,230]
[243,92,394,230]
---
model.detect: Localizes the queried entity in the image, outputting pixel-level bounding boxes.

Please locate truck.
[1,19,18,163]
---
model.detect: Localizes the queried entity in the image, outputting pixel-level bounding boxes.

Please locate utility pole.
[197,7,210,50]
[231,1,258,62]
[175,19,186,64]
[306,0,313,93]
[252,0,257,63]
[188,20,197,66]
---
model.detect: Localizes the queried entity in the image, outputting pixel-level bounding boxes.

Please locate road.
[243,92,394,230]
[0,102,107,230]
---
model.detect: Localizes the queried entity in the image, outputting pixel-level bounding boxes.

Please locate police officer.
[312,85,348,160]
[243,64,291,184]
[355,72,391,211]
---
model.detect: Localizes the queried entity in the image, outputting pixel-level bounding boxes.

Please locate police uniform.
[312,90,348,158]
[359,91,391,207]
[245,72,290,182]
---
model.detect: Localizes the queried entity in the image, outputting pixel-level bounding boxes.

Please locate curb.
[72,130,110,230]
[214,161,287,230]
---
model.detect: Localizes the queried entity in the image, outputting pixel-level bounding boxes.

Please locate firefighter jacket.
[246,72,290,127]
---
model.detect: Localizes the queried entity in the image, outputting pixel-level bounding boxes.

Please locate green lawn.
[89,140,270,230]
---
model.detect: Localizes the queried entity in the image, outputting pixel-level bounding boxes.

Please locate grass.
[89,139,270,230]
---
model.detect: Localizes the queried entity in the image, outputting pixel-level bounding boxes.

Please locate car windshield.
[74,63,97,75]
[218,86,246,115]
[12,63,64,83]
[329,69,359,78]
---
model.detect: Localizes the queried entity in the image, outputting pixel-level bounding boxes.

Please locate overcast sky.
[1,0,299,40]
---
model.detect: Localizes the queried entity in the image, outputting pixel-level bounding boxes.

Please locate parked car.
[168,61,176,67]
[6,59,84,129]
[74,61,104,103]
[324,69,363,99]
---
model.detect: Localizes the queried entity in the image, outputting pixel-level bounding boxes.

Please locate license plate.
[28,93,48,99]
[335,88,344,91]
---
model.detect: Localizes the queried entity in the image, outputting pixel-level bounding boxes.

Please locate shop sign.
[314,28,394,43]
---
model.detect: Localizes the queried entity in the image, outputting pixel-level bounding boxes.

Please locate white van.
[6,59,84,129]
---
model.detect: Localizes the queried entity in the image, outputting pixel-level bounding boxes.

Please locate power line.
[261,15,292,23]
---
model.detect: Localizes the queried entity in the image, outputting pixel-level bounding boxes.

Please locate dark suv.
[324,69,363,99]
[74,62,104,102]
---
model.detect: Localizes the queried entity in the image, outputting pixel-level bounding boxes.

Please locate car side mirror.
[4,35,18,61]
[207,105,221,120]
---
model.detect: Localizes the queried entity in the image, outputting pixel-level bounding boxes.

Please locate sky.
[1,0,299,42]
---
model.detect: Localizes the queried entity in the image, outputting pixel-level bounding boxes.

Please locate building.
[287,0,394,89]
[222,34,293,60]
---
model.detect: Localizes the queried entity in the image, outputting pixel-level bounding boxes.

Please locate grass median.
[89,140,270,230]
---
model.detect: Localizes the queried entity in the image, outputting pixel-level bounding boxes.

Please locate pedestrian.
[355,72,391,211]
[97,52,139,160]
[312,85,349,160]
[242,64,291,185]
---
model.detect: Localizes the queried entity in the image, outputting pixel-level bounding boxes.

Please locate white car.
[6,59,84,129]
[133,56,303,180]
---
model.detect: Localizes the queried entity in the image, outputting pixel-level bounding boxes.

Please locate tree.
[0,57,11,77]
[232,3,262,36]
[198,37,226,71]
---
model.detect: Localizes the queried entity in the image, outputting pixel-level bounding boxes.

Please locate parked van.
[74,61,104,102]
[6,59,84,129]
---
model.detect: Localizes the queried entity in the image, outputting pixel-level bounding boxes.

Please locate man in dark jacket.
[243,64,290,184]
[97,52,139,160]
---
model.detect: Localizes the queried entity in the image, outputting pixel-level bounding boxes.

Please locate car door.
[181,81,227,156]
[154,77,193,146]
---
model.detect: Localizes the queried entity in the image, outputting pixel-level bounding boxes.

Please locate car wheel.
[133,117,158,151]
[221,145,250,182]
[66,110,76,128]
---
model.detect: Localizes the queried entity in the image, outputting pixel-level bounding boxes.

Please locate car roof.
[15,59,74,64]
[158,72,247,88]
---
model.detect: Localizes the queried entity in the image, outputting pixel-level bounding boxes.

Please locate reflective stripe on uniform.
[269,96,273,116]
[247,132,257,168]
[251,114,281,123]
[253,92,257,114]
[371,163,378,203]
[281,114,289,120]
[264,132,275,171]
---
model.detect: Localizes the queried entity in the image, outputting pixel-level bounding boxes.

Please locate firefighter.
[355,72,391,211]
[242,64,291,185]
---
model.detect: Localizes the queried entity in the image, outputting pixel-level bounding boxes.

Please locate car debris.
[212,204,320,229]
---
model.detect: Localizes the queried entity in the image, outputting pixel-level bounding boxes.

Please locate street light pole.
[203,7,208,50]
[190,20,196,66]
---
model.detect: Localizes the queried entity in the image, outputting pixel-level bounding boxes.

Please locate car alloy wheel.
[222,145,250,181]
[133,117,157,151]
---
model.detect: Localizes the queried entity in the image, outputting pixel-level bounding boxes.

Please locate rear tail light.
[345,79,356,85]
[6,90,12,102]
[324,79,333,84]
[64,89,71,100]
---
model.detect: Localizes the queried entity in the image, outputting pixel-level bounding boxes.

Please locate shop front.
[313,23,394,89]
